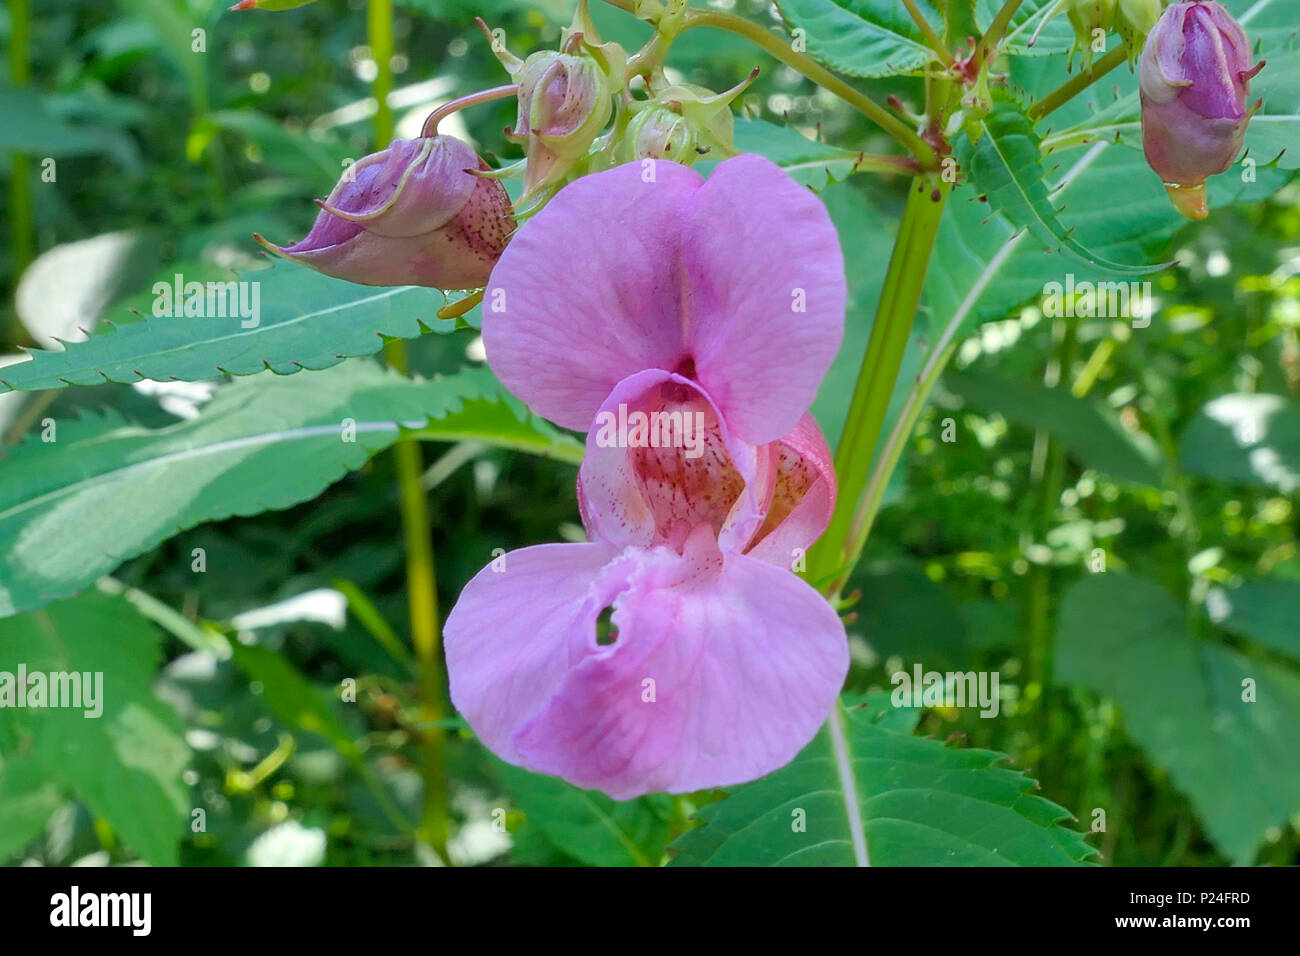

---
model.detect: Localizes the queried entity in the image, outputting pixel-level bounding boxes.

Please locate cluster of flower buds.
[258,0,768,289]
[255,134,512,289]
[1139,0,1264,219]
[486,1,625,201]
[612,72,754,165]
[1042,0,1161,67]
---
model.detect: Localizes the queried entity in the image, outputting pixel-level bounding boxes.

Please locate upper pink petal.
[482,161,703,432]
[482,155,845,442]
[512,528,849,799]
[444,541,619,764]
[681,154,846,445]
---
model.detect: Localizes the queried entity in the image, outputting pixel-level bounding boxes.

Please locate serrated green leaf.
[0,361,581,618]
[727,119,868,190]
[670,695,1095,866]
[0,591,190,866]
[0,262,460,393]
[981,0,1075,56]
[1178,393,1300,493]
[956,101,1163,275]
[944,368,1164,485]
[496,759,672,867]
[1057,573,1300,864]
[774,0,941,78]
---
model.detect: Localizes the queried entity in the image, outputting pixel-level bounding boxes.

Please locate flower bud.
[1139,1,1264,220]
[619,106,698,164]
[256,135,512,289]
[511,51,613,197]
[612,73,753,166]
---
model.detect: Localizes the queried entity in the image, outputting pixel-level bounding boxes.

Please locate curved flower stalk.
[445,155,850,798]
[255,135,512,288]
[1139,0,1264,220]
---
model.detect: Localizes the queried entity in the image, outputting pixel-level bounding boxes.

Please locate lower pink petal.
[444,541,619,764]
[514,531,849,799]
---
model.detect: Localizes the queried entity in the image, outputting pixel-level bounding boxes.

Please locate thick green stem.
[9,0,34,283]
[1028,43,1128,120]
[679,10,938,168]
[368,0,395,143]
[369,0,449,862]
[973,0,1026,71]
[808,179,950,598]
[902,0,956,67]
[1023,316,1076,749]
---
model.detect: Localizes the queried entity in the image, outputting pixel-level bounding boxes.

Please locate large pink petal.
[444,541,619,764]
[482,162,704,432]
[744,412,836,568]
[513,528,849,799]
[482,156,845,441]
[682,154,846,445]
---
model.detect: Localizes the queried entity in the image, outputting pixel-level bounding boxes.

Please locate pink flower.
[444,156,849,798]
[255,135,512,289]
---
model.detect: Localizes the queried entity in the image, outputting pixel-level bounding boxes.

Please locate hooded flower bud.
[511,51,613,197]
[256,135,512,289]
[619,106,698,164]
[1139,1,1264,220]
[612,72,754,166]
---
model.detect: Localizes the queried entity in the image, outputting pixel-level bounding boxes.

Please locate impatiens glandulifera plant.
[4,0,1297,868]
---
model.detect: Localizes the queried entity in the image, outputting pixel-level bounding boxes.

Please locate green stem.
[369,0,395,143]
[9,0,34,284]
[370,0,450,862]
[678,9,938,168]
[972,0,1026,72]
[1023,316,1076,749]
[808,178,951,598]
[1027,43,1128,120]
[902,0,955,67]
[851,341,957,561]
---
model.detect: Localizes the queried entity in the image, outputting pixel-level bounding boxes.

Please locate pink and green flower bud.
[613,72,753,165]
[1139,0,1265,220]
[255,135,512,289]
[618,106,698,164]
[511,51,613,197]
